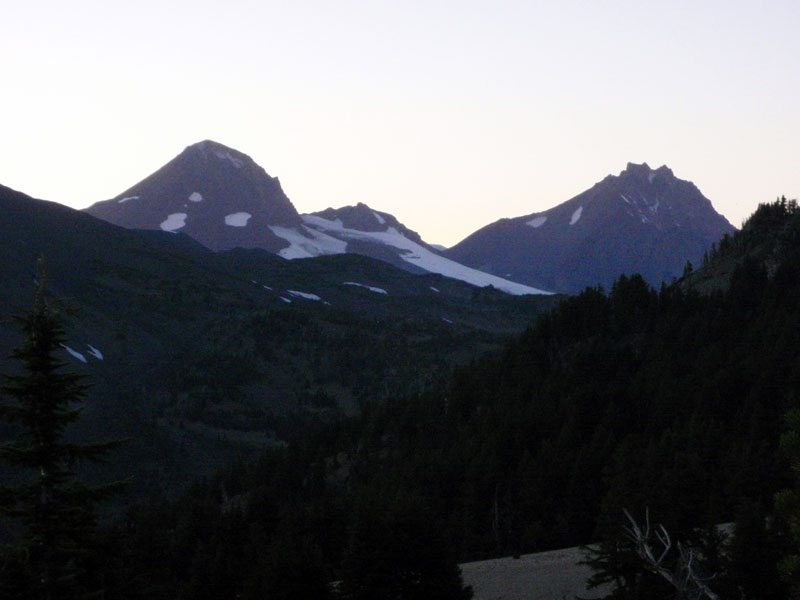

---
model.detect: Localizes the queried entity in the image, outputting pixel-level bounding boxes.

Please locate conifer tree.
[0,261,126,599]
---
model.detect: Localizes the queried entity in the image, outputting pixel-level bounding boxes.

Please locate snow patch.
[648,171,656,184]
[225,212,252,227]
[160,213,187,232]
[343,282,388,294]
[263,285,272,291]
[298,215,550,295]
[61,344,87,363]
[118,195,139,204]
[279,297,292,303]
[442,318,453,324]
[430,287,440,293]
[87,345,103,360]
[269,224,348,259]
[288,290,321,301]
[373,211,386,225]
[620,194,631,204]
[527,216,547,228]
[214,150,244,168]
[570,206,583,225]
[189,192,203,202]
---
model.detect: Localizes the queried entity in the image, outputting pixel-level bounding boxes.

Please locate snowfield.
[269,224,348,259]
[268,215,552,295]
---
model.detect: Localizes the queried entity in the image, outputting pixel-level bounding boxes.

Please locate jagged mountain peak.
[602,162,676,186]
[446,162,735,294]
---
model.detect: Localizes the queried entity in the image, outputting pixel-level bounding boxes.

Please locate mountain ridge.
[84,141,550,295]
[84,142,733,295]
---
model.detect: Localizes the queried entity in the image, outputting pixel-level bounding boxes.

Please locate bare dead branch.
[622,508,720,600]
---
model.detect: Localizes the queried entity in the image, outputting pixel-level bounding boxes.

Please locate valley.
[0,152,795,599]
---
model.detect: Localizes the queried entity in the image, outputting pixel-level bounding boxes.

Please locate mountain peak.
[309,203,412,238]
[446,162,735,293]
[619,161,670,178]
[84,141,301,252]
[614,162,679,188]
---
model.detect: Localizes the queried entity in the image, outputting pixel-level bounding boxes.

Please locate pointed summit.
[84,140,301,252]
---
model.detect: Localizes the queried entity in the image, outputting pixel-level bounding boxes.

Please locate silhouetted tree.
[0,261,126,599]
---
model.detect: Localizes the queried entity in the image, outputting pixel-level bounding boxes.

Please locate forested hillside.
[6,199,800,599]
[101,199,800,598]
[0,184,557,504]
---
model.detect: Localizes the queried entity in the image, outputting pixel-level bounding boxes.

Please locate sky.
[2,0,799,247]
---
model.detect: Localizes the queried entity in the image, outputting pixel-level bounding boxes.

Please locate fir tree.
[0,261,126,599]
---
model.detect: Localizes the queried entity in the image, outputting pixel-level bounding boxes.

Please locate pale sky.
[2,0,798,247]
